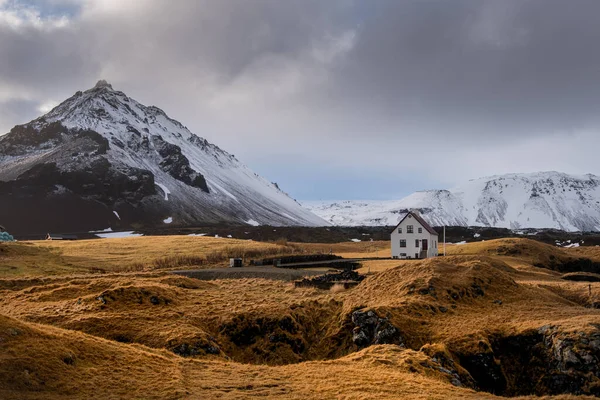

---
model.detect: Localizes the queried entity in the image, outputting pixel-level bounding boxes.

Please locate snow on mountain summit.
[0,81,326,234]
[304,171,600,231]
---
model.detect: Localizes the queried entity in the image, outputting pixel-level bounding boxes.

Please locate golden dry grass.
[566,245,600,262]
[1,236,600,399]
[355,259,404,274]
[0,237,392,278]
[0,236,307,276]
[0,241,88,277]
[297,240,391,258]
[442,238,567,261]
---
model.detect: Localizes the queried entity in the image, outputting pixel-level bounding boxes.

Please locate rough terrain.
[0,236,599,399]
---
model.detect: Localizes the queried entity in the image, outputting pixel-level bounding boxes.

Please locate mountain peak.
[93,79,113,90]
[0,81,327,233]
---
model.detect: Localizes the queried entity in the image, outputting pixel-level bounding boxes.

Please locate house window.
[400,239,406,248]
[415,239,419,247]
[400,253,407,257]
[407,225,413,233]
[418,227,422,233]
[398,227,402,234]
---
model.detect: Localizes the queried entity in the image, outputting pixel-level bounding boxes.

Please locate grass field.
[1,236,599,399]
[0,236,309,276]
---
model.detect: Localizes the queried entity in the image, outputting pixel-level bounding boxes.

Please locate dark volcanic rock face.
[151,135,209,192]
[15,160,156,204]
[456,327,600,396]
[459,345,507,394]
[351,310,403,348]
[0,122,65,155]
[0,122,109,157]
[0,121,167,235]
[0,158,160,235]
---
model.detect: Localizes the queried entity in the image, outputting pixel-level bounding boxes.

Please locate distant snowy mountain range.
[304,172,600,232]
[0,80,326,234]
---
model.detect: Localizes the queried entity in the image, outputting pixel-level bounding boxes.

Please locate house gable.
[390,212,438,236]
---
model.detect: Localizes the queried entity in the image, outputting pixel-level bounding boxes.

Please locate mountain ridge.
[304,171,600,231]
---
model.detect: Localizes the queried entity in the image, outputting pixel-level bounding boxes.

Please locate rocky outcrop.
[457,326,600,396]
[15,160,156,204]
[351,310,403,348]
[151,135,209,192]
[171,338,221,357]
[0,122,64,156]
[0,122,109,157]
[541,326,600,395]
[459,342,507,394]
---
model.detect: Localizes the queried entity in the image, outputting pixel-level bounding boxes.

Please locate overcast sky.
[1,0,600,200]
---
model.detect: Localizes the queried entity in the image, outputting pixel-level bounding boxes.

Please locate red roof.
[390,211,438,236]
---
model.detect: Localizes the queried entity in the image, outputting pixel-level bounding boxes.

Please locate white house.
[390,211,439,259]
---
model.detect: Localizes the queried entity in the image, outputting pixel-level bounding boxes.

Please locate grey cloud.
[0,25,96,89]
[328,0,600,138]
[0,98,40,130]
[2,0,600,199]
[78,0,354,83]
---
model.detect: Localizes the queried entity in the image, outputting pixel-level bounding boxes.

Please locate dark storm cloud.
[326,0,600,138]
[77,0,355,83]
[2,0,600,198]
[0,24,95,89]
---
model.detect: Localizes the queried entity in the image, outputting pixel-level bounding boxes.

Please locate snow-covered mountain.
[0,80,326,234]
[304,172,600,231]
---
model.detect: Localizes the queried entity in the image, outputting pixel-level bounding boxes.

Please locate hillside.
[0,80,326,235]
[304,171,600,231]
[0,236,599,398]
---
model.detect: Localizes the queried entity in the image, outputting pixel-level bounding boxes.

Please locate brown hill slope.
[0,313,509,400]
[1,237,599,398]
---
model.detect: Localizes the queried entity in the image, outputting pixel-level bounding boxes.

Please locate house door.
[422,239,428,251]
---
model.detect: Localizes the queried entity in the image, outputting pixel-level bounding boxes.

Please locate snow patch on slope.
[156,183,170,201]
[97,231,143,238]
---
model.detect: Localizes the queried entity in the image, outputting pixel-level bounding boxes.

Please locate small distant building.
[391,211,439,259]
[229,258,243,268]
